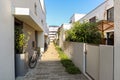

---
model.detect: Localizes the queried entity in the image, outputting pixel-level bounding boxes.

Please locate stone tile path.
[16,43,88,80]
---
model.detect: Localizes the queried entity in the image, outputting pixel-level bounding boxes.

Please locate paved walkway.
[17,43,88,80]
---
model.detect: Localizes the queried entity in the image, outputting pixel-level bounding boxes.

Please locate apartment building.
[79,0,114,23]
[0,0,48,80]
[49,26,59,42]
[69,13,85,23]
[79,0,114,45]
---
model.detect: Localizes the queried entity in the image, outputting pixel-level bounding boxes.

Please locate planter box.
[15,53,28,77]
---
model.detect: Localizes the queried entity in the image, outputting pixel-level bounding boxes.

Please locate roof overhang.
[13,8,43,31]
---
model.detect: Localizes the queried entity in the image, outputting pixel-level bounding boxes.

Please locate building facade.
[69,13,85,23]
[79,0,114,45]
[0,0,49,80]
[58,24,72,48]
[49,26,59,42]
[79,0,114,23]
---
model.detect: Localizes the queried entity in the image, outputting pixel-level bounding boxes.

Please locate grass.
[55,45,81,74]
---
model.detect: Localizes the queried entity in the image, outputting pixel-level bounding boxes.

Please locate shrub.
[61,59,74,67]
[15,26,25,53]
[66,22,102,44]
[66,66,81,74]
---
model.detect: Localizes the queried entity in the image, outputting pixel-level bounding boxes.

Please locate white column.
[0,0,15,80]
[38,31,45,53]
[114,0,120,80]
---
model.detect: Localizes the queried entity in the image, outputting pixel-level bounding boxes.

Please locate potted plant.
[15,25,28,77]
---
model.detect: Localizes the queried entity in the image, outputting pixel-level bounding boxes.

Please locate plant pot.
[15,53,28,77]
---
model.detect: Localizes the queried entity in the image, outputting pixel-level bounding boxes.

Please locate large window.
[107,7,114,21]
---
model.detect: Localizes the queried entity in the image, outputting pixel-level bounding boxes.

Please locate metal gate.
[85,44,99,80]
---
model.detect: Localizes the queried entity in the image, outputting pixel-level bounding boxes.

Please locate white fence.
[63,42,85,73]
[86,44,99,80]
[99,45,113,80]
[62,41,114,80]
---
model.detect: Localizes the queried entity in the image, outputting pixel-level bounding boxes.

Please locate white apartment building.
[70,13,85,23]
[79,0,114,23]
[79,0,114,45]
[0,0,48,80]
[49,26,59,41]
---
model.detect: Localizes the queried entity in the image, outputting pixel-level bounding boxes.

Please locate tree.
[66,22,102,44]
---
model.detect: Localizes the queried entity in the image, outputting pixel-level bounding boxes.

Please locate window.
[107,32,114,45]
[69,20,72,23]
[89,16,96,23]
[107,7,114,21]
[41,19,43,24]
[34,3,37,16]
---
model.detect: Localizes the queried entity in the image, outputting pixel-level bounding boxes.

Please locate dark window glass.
[89,16,96,23]
[34,3,37,15]
[107,7,114,21]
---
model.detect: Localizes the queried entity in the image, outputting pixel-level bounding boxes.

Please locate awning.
[97,20,114,44]
[97,20,114,33]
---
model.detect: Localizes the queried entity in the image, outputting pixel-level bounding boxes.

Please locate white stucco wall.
[59,27,64,48]
[62,41,114,80]
[86,44,99,80]
[29,0,46,31]
[39,0,46,13]
[23,23,35,57]
[13,0,47,33]
[62,23,72,30]
[79,0,114,22]
[99,45,113,80]
[63,42,84,73]
[38,32,45,53]
[114,0,120,80]
[70,14,85,23]
[13,0,48,54]
[58,23,72,47]
[0,0,15,80]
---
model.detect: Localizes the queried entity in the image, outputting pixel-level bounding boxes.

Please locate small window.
[89,16,96,23]
[69,20,72,23]
[32,41,36,48]
[34,3,37,16]
[41,19,43,24]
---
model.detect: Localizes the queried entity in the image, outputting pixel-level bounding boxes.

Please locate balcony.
[12,0,46,32]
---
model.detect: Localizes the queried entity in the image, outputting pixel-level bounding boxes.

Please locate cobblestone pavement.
[17,43,88,80]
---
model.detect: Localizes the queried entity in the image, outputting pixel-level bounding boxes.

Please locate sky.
[45,0,105,26]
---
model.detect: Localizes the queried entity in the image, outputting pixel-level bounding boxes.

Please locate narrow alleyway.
[17,43,88,80]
